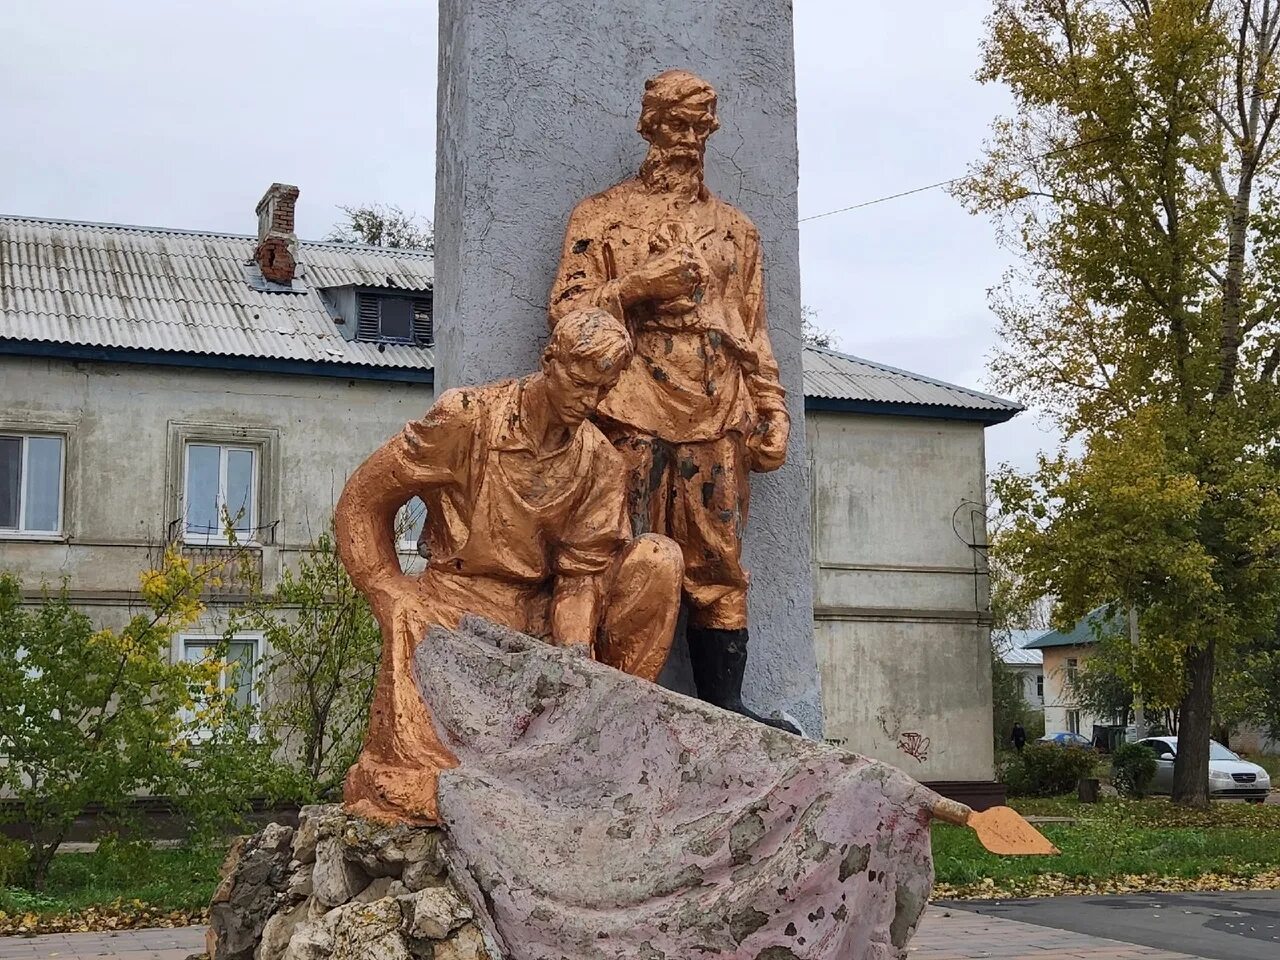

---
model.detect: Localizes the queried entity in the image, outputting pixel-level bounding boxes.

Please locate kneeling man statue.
[334,307,683,824]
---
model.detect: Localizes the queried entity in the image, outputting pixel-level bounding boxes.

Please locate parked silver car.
[1137,736,1272,802]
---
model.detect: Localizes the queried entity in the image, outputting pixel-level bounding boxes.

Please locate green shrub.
[1002,743,1098,796]
[1111,741,1158,797]
[0,836,29,887]
[0,559,276,888]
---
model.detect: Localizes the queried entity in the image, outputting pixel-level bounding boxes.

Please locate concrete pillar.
[434,0,821,733]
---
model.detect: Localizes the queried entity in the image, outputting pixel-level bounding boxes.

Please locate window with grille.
[356,293,433,345]
[184,442,257,544]
[181,634,261,739]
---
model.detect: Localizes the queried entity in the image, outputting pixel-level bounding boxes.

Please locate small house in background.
[1025,609,1279,756]
[999,629,1044,712]
[0,183,1024,806]
[1024,607,1124,740]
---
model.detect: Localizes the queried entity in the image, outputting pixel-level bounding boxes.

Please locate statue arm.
[549,200,627,325]
[549,196,705,327]
[334,392,475,604]
[740,226,790,472]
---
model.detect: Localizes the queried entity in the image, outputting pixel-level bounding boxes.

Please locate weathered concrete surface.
[807,412,996,783]
[434,0,819,734]
[418,617,935,960]
[207,806,492,960]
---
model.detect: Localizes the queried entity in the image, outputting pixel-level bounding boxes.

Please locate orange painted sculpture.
[549,69,796,732]
[334,307,684,823]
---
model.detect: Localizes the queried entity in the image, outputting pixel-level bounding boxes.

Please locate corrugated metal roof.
[801,345,1023,417]
[998,629,1045,665]
[0,215,434,371]
[1024,607,1123,649]
[0,215,1021,419]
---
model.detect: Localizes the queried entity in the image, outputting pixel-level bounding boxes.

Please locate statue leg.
[604,430,670,537]
[673,435,800,734]
[670,434,751,630]
[597,533,683,681]
[344,589,460,824]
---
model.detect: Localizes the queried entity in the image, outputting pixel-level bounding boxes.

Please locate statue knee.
[623,533,684,588]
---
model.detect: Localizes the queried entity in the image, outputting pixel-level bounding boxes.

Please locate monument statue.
[210,58,1061,960]
[549,69,796,731]
[334,307,684,824]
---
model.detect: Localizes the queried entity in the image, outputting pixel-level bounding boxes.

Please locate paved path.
[9,893,1278,960]
[944,891,1280,960]
[914,906,1211,958]
[0,906,1223,960]
[0,928,203,960]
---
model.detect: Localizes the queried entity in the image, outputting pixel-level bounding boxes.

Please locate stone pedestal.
[434,0,821,733]
[207,806,493,960]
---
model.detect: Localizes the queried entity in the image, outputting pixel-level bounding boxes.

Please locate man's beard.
[641,148,705,195]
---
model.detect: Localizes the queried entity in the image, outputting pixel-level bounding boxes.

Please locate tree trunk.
[1172,637,1215,808]
[1217,180,1253,403]
[27,823,71,890]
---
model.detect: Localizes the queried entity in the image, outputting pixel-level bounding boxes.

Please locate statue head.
[638,70,719,173]
[541,307,633,427]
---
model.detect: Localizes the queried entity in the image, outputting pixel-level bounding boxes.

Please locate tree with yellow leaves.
[0,549,272,887]
[964,0,1280,806]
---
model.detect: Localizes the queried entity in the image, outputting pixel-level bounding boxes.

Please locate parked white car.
[1136,736,1272,803]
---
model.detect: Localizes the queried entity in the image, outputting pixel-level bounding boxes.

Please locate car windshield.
[1208,741,1240,761]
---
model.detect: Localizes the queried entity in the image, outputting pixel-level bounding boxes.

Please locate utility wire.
[799,83,1261,225]
[798,133,1119,224]
[798,176,970,222]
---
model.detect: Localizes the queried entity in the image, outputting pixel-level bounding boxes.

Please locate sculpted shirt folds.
[548,180,787,443]
[393,377,632,587]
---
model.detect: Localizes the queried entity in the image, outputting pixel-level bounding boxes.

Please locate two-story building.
[0,184,1022,803]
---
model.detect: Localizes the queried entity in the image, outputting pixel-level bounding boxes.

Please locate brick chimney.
[254,183,300,284]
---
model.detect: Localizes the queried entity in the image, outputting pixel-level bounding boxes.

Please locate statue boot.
[687,626,801,735]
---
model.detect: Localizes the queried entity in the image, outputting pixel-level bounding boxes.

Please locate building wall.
[806,410,995,782]
[0,355,431,626]
[1003,663,1045,711]
[1039,644,1108,735]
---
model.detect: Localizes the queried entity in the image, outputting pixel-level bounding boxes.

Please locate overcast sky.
[0,0,1059,473]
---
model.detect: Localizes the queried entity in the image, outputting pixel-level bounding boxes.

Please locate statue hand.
[623,244,707,308]
[748,410,789,473]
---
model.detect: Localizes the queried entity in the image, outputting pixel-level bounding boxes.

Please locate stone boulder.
[415,617,938,960]
[208,805,490,960]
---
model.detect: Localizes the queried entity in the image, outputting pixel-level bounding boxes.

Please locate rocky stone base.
[208,805,492,960]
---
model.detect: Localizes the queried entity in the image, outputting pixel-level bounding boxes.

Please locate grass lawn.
[3,794,1278,930]
[934,795,1280,899]
[0,843,225,934]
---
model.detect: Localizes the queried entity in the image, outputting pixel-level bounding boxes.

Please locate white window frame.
[179,632,263,739]
[398,496,427,553]
[0,432,66,538]
[182,442,259,546]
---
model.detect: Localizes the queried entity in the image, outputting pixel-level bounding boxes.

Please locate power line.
[798,133,1119,224]
[798,176,969,223]
[799,80,1258,225]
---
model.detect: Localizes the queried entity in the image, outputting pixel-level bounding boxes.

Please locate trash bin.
[1078,777,1101,803]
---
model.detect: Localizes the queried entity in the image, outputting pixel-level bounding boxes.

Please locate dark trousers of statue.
[607,427,799,734]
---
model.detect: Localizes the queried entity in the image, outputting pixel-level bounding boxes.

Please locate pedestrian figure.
[1012,721,1027,753]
